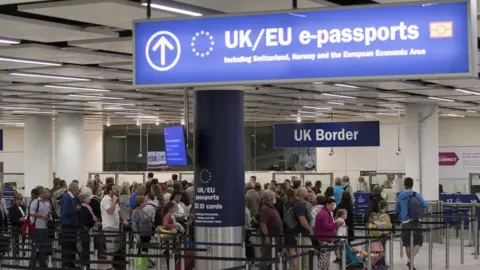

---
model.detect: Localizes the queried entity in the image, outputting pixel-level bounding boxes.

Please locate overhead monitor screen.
[163,125,187,166]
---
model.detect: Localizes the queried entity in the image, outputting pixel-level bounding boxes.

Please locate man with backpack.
[396,177,428,270]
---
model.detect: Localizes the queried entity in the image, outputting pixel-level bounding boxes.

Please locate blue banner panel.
[0,129,2,151]
[134,1,472,86]
[193,90,245,227]
[354,192,371,215]
[274,121,380,148]
[164,126,187,166]
[440,193,479,229]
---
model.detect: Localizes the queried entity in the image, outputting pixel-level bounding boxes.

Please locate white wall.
[0,123,103,186]
[316,117,480,192]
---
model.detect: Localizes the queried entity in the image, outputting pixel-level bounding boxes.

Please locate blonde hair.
[120,182,130,196]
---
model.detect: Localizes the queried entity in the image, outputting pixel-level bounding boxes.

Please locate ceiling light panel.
[0,44,129,65]
[26,65,131,80]
[10,72,90,81]
[69,37,132,54]
[0,13,117,42]
[19,0,175,30]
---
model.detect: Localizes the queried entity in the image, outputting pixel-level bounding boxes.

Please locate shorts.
[103,227,120,253]
[401,221,423,247]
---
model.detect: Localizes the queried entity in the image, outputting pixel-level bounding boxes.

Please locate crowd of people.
[0,172,429,270]
[3,173,193,269]
[246,175,428,270]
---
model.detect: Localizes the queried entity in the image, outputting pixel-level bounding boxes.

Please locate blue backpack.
[408,192,425,220]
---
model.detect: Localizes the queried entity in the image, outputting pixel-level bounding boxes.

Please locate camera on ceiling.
[138,153,143,158]
[396,147,401,156]
[329,148,335,156]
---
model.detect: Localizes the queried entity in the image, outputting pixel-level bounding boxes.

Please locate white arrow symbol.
[152,36,175,66]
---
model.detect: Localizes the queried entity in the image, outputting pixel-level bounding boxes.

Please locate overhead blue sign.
[134,1,474,86]
[164,126,187,166]
[274,121,380,148]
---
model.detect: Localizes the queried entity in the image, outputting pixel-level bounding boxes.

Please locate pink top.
[162,214,176,229]
[314,207,339,242]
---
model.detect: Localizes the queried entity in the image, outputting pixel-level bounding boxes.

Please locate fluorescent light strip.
[467,110,477,113]
[12,110,55,114]
[455,88,480,96]
[322,93,356,99]
[0,38,20,45]
[1,106,39,110]
[45,85,108,92]
[302,106,332,110]
[0,57,61,66]
[376,112,399,116]
[88,102,135,106]
[333,83,359,89]
[290,114,316,118]
[68,94,123,100]
[141,3,202,16]
[298,110,324,115]
[364,115,375,118]
[326,102,344,106]
[10,72,90,81]
[428,96,454,102]
[441,113,465,117]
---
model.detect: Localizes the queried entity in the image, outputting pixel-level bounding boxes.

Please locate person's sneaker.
[406,262,416,270]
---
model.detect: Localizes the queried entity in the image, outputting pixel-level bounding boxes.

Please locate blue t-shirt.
[333,185,344,204]
[129,192,139,209]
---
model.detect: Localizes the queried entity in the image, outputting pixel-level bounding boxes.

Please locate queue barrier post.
[298,233,302,270]
[271,237,276,270]
[469,204,474,247]
[312,250,318,270]
[132,236,138,270]
[473,202,479,259]
[389,233,394,270]
[342,241,347,270]
[89,229,97,270]
[48,254,52,268]
[399,235,404,258]
[446,224,450,269]
[439,201,444,244]
[428,229,433,270]
[180,238,185,270]
[169,248,175,270]
[461,220,465,264]
[156,235,161,270]
[278,252,284,270]
[410,229,414,270]
[367,239,372,270]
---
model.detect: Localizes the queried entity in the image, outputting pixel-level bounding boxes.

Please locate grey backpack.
[408,192,425,220]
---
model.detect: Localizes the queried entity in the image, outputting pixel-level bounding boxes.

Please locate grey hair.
[268,184,276,192]
[343,175,350,183]
[261,190,276,204]
[78,193,90,203]
[68,182,79,190]
[246,182,254,190]
[373,185,383,194]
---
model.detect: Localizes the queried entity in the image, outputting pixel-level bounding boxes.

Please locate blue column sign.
[274,121,380,148]
[134,1,475,87]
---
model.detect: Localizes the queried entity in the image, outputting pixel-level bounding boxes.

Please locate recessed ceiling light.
[126,115,158,119]
[68,94,123,100]
[326,102,344,106]
[141,2,202,16]
[428,96,454,102]
[333,83,359,89]
[302,106,332,110]
[104,106,123,110]
[0,57,61,66]
[441,113,465,117]
[322,93,356,99]
[364,115,375,118]
[312,82,323,84]
[467,110,477,113]
[455,88,480,96]
[0,37,20,44]
[181,119,185,125]
[44,85,108,92]
[12,110,55,114]
[296,116,301,123]
[10,72,90,81]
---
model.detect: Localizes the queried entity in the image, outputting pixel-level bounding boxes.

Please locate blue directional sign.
[274,121,380,148]
[164,126,187,166]
[134,1,474,86]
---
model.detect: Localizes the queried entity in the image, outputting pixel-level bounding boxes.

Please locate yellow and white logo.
[430,21,453,38]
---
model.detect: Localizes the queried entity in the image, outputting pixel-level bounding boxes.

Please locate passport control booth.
[133,0,479,269]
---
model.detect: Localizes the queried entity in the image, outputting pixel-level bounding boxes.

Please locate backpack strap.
[148,203,158,209]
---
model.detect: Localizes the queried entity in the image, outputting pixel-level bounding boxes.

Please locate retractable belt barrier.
[0,208,476,270]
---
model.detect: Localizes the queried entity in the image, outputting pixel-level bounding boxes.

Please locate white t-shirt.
[173,201,185,219]
[337,221,347,237]
[100,195,120,229]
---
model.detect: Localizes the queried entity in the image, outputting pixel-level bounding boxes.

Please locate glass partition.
[88,172,116,183]
[179,172,194,182]
[273,172,302,184]
[303,172,334,187]
[368,172,405,192]
[117,172,145,185]
[469,173,480,196]
[272,172,334,186]
[0,173,24,190]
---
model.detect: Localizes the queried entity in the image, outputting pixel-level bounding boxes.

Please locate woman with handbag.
[78,193,96,269]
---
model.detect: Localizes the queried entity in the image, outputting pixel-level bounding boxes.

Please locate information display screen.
[164,126,187,166]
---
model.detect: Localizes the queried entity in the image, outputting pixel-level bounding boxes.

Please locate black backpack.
[153,203,164,228]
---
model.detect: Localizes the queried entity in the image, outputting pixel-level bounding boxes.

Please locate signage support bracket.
[184,88,190,147]
[146,0,152,19]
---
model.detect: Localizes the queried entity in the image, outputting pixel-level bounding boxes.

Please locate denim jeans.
[31,228,48,266]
